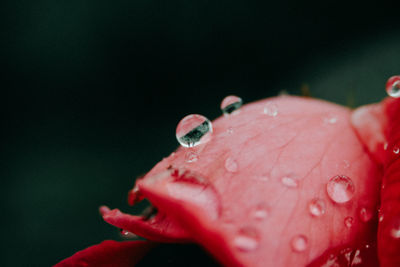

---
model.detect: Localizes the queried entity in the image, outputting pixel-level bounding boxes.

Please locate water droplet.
[379,214,384,222]
[326,175,355,204]
[393,145,400,154]
[225,157,238,173]
[120,229,137,239]
[390,218,400,238]
[233,227,260,252]
[324,116,338,124]
[384,142,388,151]
[386,76,400,98]
[344,216,354,228]
[251,203,269,221]
[227,127,234,134]
[281,175,298,188]
[176,114,213,147]
[263,102,278,117]
[253,174,269,182]
[343,160,350,169]
[185,151,198,163]
[308,198,326,217]
[291,235,308,252]
[220,95,243,115]
[359,207,374,222]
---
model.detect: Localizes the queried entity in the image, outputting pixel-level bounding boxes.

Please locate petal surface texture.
[135,96,381,267]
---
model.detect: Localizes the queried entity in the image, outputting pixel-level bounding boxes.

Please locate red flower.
[56,85,400,266]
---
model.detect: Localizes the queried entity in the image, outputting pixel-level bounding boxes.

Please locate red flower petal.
[101,206,190,242]
[135,96,381,266]
[54,240,154,267]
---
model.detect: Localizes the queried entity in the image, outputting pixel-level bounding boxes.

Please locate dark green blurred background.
[2,0,400,266]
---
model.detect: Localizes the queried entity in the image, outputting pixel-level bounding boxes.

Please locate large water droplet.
[185,150,198,163]
[326,175,355,204]
[176,114,213,147]
[233,227,260,252]
[386,76,400,98]
[359,207,374,222]
[225,157,238,173]
[344,216,354,228]
[251,203,269,221]
[291,235,308,252]
[308,198,326,217]
[281,175,298,188]
[263,102,278,117]
[221,95,243,115]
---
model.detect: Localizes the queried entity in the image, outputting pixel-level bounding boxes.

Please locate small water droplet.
[393,145,400,154]
[233,227,260,252]
[390,219,400,239]
[343,160,350,169]
[383,142,388,151]
[225,157,238,173]
[185,151,198,163]
[281,175,298,188]
[379,214,384,222]
[344,216,354,228]
[120,229,137,239]
[326,175,355,204]
[308,198,326,217]
[253,174,269,182]
[324,116,338,124]
[220,95,243,115]
[291,235,308,252]
[386,76,400,98]
[251,203,269,221]
[227,127,234,134]
[176,114,213,147]
[359,207,374,222]
[263,102,278,117]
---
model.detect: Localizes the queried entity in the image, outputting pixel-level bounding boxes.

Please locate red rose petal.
[54,240,154,267]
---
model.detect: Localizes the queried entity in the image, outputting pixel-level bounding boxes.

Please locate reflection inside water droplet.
[326,175,355,204]
[176,114,213,147]
[221,95,243,115]
[308,198,326,217]
[234,227,260,252]
[291,235,308,252]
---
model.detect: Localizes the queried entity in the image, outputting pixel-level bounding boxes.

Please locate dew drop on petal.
[120,229,137,239]
[227,127,234,134]
[386,76,400,98]
[359,207,374,222]
[390,218,400,239]
[326,175,355,204]
[251,203,269,221]
[185,150,198,163]
[233,227,260,252]
[221,95,243,115]
[291,235,308,252]
[225,157,238,173]
[379,214,384,222]
[308,198,326,217]
[344,216,354,228]
[263,102,278,117]
[281,175,298,188]
[393,145,400,154]
[176,114,213,147]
